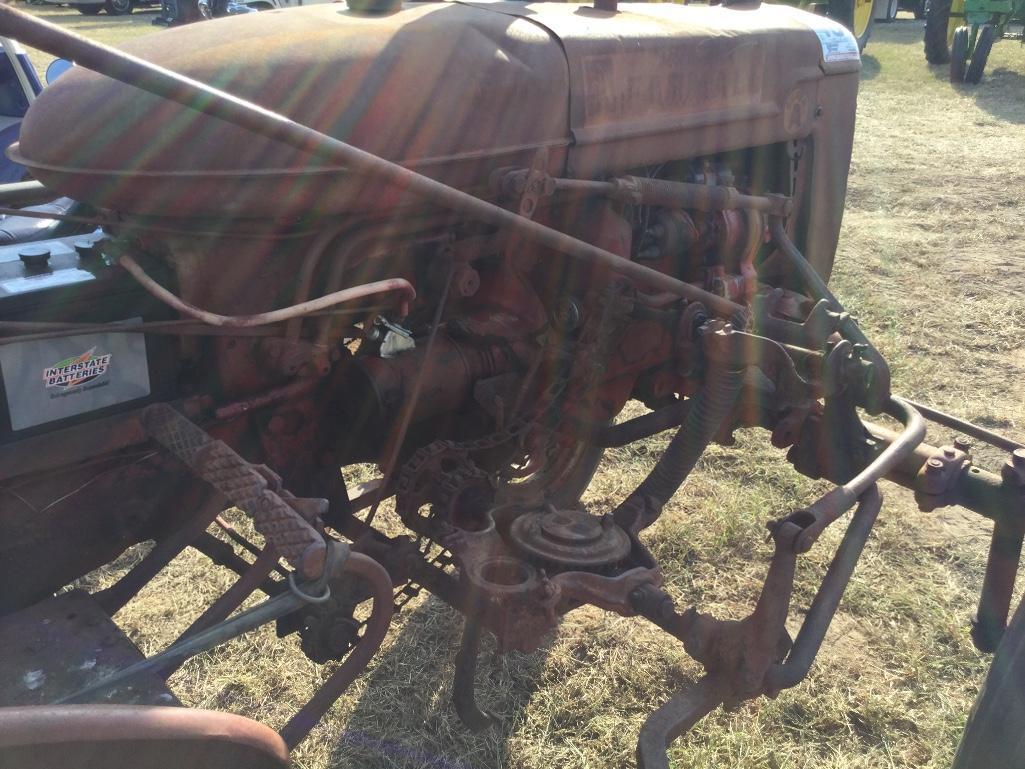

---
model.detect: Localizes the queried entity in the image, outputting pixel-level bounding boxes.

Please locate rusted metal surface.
[0,2,1017,766]
[0,706,289,769]
[0,592,179,708]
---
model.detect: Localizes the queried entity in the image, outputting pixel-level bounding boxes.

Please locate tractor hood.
[11,1,859,218]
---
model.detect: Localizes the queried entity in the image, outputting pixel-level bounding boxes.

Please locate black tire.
[925,0,953,63]
[952,598,1025,768]
[913,0,926,18]
[879,0,899,23]
[950,25,968,82]
[828,0,875,52]
[72,4,103,13]
[103,0,134,14]
[965,24,996,83]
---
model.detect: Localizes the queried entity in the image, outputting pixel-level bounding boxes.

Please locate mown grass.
[23,7,1025,768]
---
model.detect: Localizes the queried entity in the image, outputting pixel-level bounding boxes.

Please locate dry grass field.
[14,6,1025,768]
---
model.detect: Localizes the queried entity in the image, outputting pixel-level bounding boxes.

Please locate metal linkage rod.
[59,541,348,705]
[0,4,744,322]
[764,484,883,692]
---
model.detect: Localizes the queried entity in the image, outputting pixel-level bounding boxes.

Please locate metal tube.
[903,398,1025,453]
[765,484,883,691]
[119,253,414,327]
[793,397,924,552]
[587,400,689,448]
[0,4,744,322]
[279,551,394,748]
[56,586,308,704]
[972,517,1025,652]
[172,546,282,646]
[635,675,728,769]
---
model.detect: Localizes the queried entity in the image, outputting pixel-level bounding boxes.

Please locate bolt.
[943,448,956,460]
[926,458,944,474]
[953,436,972,452]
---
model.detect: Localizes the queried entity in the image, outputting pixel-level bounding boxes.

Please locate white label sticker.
[800,14,861,63]
[0,268,95,295]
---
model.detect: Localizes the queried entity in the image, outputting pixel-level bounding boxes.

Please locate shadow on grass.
[330,596,552,769]
[860,53,881,80]
[925,61,1025,124]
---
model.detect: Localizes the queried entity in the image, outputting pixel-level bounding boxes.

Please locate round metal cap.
[18,245,51,269]
[509,507,630,569]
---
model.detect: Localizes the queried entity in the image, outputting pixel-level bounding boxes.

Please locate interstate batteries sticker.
[0,324,150,431]
[44,347,113,390]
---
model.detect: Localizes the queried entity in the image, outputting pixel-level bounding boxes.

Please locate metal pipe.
[587,401,689,448]
[765,484,883,691]
[635,675,728,769]
[278,551,394,748]
[172,545,282,647]
[0,4,744,323]
[972,517,1025,652]
[903,398,1025,453]
[286,224,349,341]
[57,575,312,704]
[792,397,924,552]
[119,253,414,328]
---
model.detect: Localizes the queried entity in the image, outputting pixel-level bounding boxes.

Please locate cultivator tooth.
[142,404,327,579]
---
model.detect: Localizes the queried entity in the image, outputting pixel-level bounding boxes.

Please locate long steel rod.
[0,4,743,321]
[56,587,308,704]
[765,484,883,691]
[903,398,1025,453]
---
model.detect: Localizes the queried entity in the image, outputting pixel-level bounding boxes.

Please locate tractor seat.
[0,705,290,769]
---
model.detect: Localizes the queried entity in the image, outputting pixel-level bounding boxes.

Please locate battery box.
[0,231,180,444]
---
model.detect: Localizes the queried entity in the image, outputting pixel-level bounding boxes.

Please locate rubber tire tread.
[103,0,134,14]
[952,598,1025,768]
[965,24,995,83]
[73,4,103,13]
[950,26,968,82]
[925,0,953,63]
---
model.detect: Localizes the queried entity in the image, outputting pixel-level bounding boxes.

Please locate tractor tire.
[879,0,899,23]
[829,0,875,51]
[72,3,103,12]
[951,598,1025,768]
[950,25,968,82]
[925,0,953,63]
[965,24,996,83]
[103,0,134,14]
[913,0,926,18]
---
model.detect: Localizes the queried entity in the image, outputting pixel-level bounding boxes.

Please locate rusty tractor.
[0,2,1020,768]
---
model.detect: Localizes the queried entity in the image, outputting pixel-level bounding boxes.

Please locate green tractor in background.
[925,0,1025,82]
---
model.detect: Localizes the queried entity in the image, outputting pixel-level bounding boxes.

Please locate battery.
[0,231,180,443]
